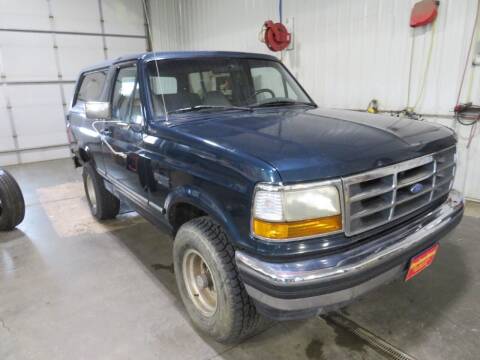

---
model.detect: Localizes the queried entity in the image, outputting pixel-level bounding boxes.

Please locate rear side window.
[76,70,108,103]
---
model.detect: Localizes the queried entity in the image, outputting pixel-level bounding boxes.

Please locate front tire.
[82,163,120,220]
[0,169,25,231]
[173,217,262,344]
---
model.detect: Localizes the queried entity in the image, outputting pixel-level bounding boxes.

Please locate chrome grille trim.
[342,146,456,236]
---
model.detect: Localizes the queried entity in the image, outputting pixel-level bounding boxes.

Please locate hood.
[170,107,456,183]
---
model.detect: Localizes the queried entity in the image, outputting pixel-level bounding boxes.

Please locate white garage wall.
[148,0,183,51]
[149,0,480,201]
[0,0,148,166]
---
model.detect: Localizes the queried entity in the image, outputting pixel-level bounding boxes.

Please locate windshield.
[147,57,313,116]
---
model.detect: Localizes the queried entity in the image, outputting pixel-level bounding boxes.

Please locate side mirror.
[85,101,111,120]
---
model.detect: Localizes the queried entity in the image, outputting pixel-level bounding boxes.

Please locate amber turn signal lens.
[253,215,342,240]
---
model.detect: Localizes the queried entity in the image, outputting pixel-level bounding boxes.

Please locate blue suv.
[66,51,464,343]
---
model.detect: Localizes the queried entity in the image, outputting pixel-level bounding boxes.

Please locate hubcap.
[182,249,217,317]
[85,174,97,212]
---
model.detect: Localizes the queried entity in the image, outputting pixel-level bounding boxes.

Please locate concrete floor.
[1,159,479,360]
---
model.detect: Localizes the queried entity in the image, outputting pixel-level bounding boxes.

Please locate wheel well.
[169,202,207,233]
[79,148,90,163]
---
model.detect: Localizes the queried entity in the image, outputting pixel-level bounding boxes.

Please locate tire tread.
[0,169,25,231]
[83,163,120,220]
[181,216,262,342]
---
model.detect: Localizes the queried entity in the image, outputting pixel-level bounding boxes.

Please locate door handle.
[100,128,112,137]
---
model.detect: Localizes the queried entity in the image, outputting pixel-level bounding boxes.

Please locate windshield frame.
[143,56,317,121]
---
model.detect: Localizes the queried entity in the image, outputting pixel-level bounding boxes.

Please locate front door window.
[112,65,142,124]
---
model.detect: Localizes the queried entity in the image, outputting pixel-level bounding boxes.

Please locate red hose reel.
[260,2,437,50]
[410,0,439,28]
[262,20,291,52]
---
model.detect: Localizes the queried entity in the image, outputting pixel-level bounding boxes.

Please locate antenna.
[142,0,169,123]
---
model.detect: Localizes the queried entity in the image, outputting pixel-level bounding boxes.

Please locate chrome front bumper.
[236,190,464,318]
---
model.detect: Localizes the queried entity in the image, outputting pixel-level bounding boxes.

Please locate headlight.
[252,181,343,241]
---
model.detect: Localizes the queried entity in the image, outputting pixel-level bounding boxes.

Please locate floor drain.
[321,313,417,360]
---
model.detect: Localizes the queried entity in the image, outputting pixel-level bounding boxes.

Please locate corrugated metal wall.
[149,0,480,201]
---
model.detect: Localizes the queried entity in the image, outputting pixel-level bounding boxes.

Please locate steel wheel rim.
[182,249,218,317]
[85,174,97,212]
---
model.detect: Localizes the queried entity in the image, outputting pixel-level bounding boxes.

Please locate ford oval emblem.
[410,183,424,194]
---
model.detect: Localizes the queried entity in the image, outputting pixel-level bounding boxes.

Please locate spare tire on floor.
[0,168,25,231]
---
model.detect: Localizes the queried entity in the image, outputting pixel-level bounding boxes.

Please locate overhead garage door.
[0,0,148,166]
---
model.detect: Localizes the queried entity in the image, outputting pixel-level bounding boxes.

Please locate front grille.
[342,146,456,236]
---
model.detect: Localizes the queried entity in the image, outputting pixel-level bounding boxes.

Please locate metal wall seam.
[4,80,76,86]
[0,28,147,39]
[97,0,109,60]
[46,0,68,118]
[0,143,70,155]
[0,49,20,164]
[142,0,153,52]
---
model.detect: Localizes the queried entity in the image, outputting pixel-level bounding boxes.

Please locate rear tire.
[173,216,262,344]
[82,163,120,220]
[0,169,25,231]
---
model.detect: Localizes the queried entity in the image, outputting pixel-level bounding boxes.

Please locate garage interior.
[1,1,480,359]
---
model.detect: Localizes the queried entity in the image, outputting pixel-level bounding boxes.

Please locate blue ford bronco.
[66,51,464,343]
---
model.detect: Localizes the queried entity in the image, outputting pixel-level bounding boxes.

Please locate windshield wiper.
[169,105,253,114]
[251,100,316,108]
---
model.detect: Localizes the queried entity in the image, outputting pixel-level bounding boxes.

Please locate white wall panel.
[276,0,478,114]
[0,1,146,166]
[0,154,18,166]
[102,0,145,35]
[149,0,180,51]
[0,0,50,30]
[105,36,147,59]
[50,0,102,33]
[63,84,77,110]
[0,109,15,152]
[0,71,15,152]
[0,32,57,81]
[178,0,276,54]
[150,0,480,200]
[56,35,105,80]
[20,146,70,164]
[7,85,67,149]
[460,125,480,199]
